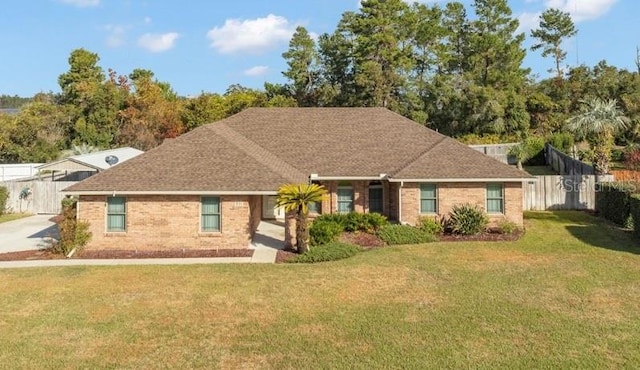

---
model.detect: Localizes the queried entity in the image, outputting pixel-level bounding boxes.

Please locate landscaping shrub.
[309,219,343,246]
[448,204,488,235]
[548,132,574,154]
[630,195,640,237]
[286,242,361,263]
[595,182,635,226]
[418,216,444,235]
[365,212,389,231]
[497,220,520,234]
[344,212,365,232]
[0,186,8,215]
[377,224,435,245]
[54,197,92,255]
[313,212,388,233]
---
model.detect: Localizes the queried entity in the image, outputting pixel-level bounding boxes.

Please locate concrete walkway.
[0,214,58,253]
[249,220,285,263]
[0,220,285,269]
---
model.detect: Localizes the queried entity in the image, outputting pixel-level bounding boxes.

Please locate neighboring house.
[0,163,43,181]
[37,147,144,181]
[64,108,533,250]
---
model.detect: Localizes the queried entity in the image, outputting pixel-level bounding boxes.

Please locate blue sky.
[0,0,635,97]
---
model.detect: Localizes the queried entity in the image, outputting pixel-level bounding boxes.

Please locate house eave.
[309,174,387,181]
[387,177,535,183]
[63,190,279,196]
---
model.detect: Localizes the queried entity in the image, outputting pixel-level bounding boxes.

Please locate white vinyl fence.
[1,181,76,214]
[523,175,596,211]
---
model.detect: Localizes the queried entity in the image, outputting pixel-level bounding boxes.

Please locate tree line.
[1,0,639,164]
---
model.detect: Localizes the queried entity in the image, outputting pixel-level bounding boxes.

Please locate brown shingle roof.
[65,107,531,193]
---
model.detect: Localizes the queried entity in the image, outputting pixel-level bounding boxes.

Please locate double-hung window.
[337,186,354,213]
[486,183,504,213]
[201,197,221,232]
[420,184,437,214]
[107,196,126,232]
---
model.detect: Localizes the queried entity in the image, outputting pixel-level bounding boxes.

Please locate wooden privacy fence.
[0,181,76,214]
[546,144,594,175]
[523,175,596,210]
[469,143,519,165]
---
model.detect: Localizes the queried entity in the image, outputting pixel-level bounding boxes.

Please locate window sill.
[198,232,222,237]
[104,232,127,237]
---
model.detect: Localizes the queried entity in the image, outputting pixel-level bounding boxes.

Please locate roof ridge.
[210,123,308,183]
[390,136,448,177]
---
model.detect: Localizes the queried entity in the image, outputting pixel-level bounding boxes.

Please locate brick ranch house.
[63,107,533,250]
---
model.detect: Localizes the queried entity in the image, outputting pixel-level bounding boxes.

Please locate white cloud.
[104,24,127,48]
[59,0,99,7]
[244,66,269,77]
[206,14,295,54]
[516,12,541,34]
[516,0,617,33]
[137,32,179,52]
[545,0,617,22]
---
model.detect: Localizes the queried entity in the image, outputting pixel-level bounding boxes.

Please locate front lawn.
[0,211,639,368]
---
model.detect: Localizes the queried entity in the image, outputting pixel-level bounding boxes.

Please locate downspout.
[398,181,403,224]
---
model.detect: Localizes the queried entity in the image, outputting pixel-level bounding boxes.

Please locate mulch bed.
[0,249,63,261]
[339,232,387,249]
[0,248,253,261]
[276,249,298,263]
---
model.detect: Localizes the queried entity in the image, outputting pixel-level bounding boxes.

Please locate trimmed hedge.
[286,242,361,263]
[0,186,8,215]
[595,182,635,226]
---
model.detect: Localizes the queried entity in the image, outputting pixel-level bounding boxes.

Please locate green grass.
[1,211,639,368]
[0,213,31,224]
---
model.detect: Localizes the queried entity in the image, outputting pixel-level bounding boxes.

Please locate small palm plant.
[276,183,327,254]
[566,98,629,175]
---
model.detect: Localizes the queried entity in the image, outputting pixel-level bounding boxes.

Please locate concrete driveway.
[0,215,58,253]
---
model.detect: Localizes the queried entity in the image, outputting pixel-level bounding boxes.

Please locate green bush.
[309,219,343,246]
[497,220,519,234]
[523,136,546,166]
[595,182,635,226]
[548,132,574,154]
[630,195,640,237]
[365,212,389,231]
[418,216,444,235]
[287,242,361,263]
[54,197,92,255]
[377,224,435,245]
[0,186,8,215]
[313,212,388,233]
[344,212,365,232]
[448,204,489,235]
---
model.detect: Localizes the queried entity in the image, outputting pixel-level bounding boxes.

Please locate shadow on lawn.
[527,211,639,254]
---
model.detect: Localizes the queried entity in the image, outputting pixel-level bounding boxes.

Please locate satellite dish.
[105,155,119,166]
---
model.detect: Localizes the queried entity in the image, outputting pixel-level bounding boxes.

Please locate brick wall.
[399,182,523,226]
[78,194,258,250]
[318,180,387,216]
